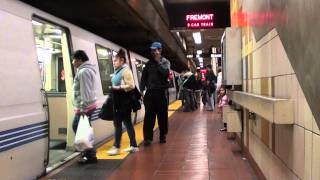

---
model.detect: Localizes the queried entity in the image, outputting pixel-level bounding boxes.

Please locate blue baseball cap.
[150,42,162,49]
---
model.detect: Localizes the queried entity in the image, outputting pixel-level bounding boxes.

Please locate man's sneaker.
[159,136,166,144]
[107,146,120,156]
[77,157,98,164]
[159,138,166,144]
[143,140,152,146]
[123,146,139,153]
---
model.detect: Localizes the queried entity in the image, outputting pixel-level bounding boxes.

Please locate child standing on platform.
[217,86,228,131]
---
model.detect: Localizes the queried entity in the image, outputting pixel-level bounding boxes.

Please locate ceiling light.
[187,54,193,58]
[196,50,202,54]
[211,54,222,58]
[32,20,43,26]
[192,32,202,44]
[52,29,62,34]
[196,54,200,58]
[198,57,203,63]
[97,48,108,57]
[212,47,217,53]
[48,35,61,39]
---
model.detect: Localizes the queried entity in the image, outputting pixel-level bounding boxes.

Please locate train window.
[95,45,114,95]
[134,59,146,85]
[32,18,71,93]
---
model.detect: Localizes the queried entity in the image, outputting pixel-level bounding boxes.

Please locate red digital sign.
[186,13,214,29]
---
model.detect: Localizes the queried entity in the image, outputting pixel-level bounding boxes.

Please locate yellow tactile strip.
[96,100,182,159]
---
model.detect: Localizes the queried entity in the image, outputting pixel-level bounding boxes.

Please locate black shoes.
[77,157,98,164]
[159,136,166,144]
[143,140,152,146]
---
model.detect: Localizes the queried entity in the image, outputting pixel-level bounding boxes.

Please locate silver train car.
[0,1,177,179]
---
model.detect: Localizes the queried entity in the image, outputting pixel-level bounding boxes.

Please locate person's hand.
[112,86,121,90]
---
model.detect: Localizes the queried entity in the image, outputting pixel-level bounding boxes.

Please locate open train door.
[31,16,76,170]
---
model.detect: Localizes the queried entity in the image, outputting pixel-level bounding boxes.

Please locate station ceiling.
[20,0,188,72]
[20,0,230,71]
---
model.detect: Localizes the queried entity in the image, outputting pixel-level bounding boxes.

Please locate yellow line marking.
[96,100,182,159]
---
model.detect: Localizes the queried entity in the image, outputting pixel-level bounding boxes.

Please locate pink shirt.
[218,95,228,108]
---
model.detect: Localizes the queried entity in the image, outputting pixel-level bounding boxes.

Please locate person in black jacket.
[205,64,217,111]
[140,42,171,145]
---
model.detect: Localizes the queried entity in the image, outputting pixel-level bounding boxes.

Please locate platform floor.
[46,102,258,180]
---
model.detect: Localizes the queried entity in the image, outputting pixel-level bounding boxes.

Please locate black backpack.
[131,87,142,112]
[99,95,114,121]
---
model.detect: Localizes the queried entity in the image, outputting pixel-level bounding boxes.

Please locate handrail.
[228,91,294,124]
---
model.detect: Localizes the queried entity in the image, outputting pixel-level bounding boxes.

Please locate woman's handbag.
[131,87,141,112]
[99,95,114,121]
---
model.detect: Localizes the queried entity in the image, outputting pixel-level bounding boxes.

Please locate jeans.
[206,91,215,110]
[113,110,137,148]
[72,109,97,159]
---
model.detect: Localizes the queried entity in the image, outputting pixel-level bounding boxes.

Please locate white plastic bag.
[74,115,94,151]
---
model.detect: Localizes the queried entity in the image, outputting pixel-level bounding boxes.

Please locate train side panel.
[0,5,47,180]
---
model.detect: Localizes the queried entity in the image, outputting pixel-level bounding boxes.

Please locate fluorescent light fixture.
[48,35,61,39]
[97,49,108,57]
[198,57,203,63]
[196,50,202,54]
[52,29,62,34]
[32,20,43,26]
[211,54,222,58]
[192,32,202,44]
[187,54,193,58]
[196,54,200,58]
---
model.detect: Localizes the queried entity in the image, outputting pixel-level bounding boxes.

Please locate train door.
[31,17,74,167]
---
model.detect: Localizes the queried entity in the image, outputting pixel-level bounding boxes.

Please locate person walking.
[107,49,139,155]
[140,42,171,145]
[72,50,98,164]
[205,64,217,111]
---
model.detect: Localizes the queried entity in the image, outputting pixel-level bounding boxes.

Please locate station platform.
[44,101,258,180]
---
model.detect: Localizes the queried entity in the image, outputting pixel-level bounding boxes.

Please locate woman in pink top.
[217,87,228,131]
[218,87,228,108]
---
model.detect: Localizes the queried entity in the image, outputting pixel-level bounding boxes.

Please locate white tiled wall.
[243,26,320,180]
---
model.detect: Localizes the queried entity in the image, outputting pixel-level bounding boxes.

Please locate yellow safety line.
[96,100,182,159]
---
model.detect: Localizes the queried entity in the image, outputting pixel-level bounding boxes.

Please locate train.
[0,1,177,179]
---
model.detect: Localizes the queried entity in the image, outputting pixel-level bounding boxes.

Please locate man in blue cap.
[140,41,171,145]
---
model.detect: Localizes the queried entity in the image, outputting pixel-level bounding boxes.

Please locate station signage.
[186,13,214,29]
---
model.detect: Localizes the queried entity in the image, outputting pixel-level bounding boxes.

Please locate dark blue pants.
[72,109,97,160]
[113,110,137,148]
[143,89,168,141]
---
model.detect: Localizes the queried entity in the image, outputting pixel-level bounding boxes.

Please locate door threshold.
[46,152,80,173]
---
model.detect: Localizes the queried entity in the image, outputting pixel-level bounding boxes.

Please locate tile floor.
[108,108,258,180]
